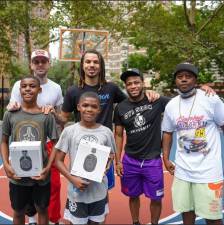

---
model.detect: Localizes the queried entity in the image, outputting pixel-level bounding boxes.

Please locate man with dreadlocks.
[60,49,127,191]
[61,49,126,131]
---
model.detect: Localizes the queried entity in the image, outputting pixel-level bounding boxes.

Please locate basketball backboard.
[59,28,109,61]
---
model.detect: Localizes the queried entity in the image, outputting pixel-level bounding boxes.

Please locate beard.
[127,88,144,101]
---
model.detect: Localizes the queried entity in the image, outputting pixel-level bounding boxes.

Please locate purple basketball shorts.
[121,153,164,200]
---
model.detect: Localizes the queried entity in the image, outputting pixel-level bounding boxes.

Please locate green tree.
[0,0,57,87]
[126,1,224,88]
[48,60,75,94]
[9,61,29,87]
[110,72,124,89]
[50,1,133,86]
[53,1,137,88]
[123,53,152,72]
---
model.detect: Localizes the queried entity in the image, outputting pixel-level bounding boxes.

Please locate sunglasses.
[32,59,48,65]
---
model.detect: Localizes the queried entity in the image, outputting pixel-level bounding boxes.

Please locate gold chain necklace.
[179,91,197,120]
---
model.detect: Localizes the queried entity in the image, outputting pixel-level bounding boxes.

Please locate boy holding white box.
[55,91,116,224]
[1,76,58,225]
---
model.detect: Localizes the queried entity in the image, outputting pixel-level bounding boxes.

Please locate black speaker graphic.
[20,150,32,171]
[83,147,97,172]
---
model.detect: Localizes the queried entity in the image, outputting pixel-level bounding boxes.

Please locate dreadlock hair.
[79,49,107,90]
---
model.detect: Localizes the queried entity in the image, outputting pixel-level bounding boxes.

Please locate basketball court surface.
[0,135,224,224]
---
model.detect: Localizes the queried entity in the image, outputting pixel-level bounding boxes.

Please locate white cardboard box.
[9,141,43,177]
[71,139,111,183]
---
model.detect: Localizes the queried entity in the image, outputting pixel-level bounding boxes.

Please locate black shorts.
[9,182,50,211]
[25,203,37,217]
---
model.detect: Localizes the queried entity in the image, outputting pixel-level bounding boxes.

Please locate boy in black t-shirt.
[114,69,170,225]
[1,76,58,225]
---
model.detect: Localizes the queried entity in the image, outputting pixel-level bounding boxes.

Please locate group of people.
[1,48,224,225]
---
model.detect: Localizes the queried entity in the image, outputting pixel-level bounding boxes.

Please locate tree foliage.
[53,1,130,38]
[126,1,224,88]
[0,0,55,76]
[48,60,76,94]
[50,1,133,85]
[123,53,152,73]
[1,0,224,92]
[0,0,134,92]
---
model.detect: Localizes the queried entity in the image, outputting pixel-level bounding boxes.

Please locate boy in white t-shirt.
[54,91,115,224]
[162,63,224,225]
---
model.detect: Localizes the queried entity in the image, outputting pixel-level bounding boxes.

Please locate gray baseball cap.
[174,63,199,77]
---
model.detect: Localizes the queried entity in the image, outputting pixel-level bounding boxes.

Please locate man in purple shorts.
[114,69,170,225]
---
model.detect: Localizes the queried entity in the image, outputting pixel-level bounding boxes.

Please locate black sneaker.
[133,221,141,225]
[29,223,37,225]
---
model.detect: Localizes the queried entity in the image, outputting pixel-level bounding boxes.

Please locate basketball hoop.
[59,28,109,62]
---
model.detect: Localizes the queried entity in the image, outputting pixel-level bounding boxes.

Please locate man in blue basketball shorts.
[114,69,170,225]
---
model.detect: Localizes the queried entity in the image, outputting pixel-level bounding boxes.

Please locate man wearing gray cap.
[162,62,224,225]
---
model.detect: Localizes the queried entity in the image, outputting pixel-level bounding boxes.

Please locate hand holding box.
[9,141,43,177]
[71,139,111,183]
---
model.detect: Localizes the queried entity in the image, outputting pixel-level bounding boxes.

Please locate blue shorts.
[106,163,115,190]
[121,154,164,200]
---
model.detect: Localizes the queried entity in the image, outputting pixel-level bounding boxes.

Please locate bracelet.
[116,161,122,165]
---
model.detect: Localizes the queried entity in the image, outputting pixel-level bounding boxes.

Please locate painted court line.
[0,211,12,221]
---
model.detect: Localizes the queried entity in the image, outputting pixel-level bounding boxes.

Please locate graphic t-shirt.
[114,95,170,159]
[55,122,116,204]
[62,82,126,130]
[2,109,58,186]
[162,89,224,183]
[10,79,63,107]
